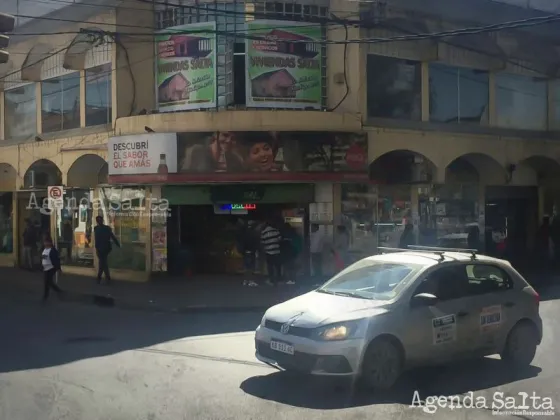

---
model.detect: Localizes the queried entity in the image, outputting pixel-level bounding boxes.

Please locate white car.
[255,246,543,389]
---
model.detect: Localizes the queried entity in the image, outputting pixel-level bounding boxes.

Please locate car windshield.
[318,259,418,300]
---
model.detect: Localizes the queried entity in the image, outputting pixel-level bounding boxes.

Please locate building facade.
[0,0,559,280]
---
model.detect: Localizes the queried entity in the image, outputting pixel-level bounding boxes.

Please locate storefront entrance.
[485,186,538,262]
[162,183,314,276]
[167,203,307,275]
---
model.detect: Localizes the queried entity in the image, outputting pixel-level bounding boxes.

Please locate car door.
[464,263,517,353]
[404,264,480,366]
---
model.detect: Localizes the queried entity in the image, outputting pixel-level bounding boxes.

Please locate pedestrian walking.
[333,225,350,271]
[41,236,63,302]
[94,216,120,284]
[398,223,415,249]
[280,222,301,284]
[261,219,282,285]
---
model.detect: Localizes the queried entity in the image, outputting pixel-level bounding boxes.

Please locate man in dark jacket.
[94,216,120,284]
[41,236,63,301]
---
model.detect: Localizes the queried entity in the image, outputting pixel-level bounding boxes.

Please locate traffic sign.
[47,186,64,210]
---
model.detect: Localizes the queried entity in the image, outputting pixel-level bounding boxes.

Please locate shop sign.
[246,20,322,109]
[108,133,178,175]
[155,22,217,112]
[210,185,265,202]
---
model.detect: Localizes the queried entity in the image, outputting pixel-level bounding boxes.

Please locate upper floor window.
[429,64,489,124]
[41,73,81,133]
[496,73,547,131]
[4,84,37,139]
[366,55,421,120]
[85,64,112,126]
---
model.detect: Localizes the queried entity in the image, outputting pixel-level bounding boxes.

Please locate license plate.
[270,340,294,355]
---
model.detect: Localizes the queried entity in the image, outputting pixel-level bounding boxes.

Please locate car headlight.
[314,320,363,341]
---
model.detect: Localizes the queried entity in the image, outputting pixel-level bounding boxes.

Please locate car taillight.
[535,292,540,307]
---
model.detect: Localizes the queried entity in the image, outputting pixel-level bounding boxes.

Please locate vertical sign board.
[246,20,323,109]
[155,22,218,112]
[48,186,64,210]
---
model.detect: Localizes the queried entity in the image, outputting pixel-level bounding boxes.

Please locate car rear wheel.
[500,322,538,367]
[361,338,403,390]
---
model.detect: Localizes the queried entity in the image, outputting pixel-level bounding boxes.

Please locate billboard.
[176,131,366,173]
[246,20,323,109]
[108,133,178,175]
[155,22,217,112]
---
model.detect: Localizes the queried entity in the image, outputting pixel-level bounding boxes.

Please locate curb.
[7,287,275,314]
[75,293,272,314]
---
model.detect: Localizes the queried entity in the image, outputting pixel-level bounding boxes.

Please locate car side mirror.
[411,293,439,307]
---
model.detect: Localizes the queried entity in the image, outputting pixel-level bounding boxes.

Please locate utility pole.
[0,13,16,64]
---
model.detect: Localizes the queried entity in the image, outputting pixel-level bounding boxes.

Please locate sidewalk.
[3,266,560,313]
[0,268,314,313]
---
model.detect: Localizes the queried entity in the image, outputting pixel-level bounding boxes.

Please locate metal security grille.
[155,0,328,110]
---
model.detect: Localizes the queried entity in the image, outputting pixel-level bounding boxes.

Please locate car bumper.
[254,325,365,376]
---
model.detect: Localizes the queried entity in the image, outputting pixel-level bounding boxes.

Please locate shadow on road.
[0,298,263,374]
[240,357,542,409]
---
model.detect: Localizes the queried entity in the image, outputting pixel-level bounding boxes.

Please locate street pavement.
[1,291,560,419]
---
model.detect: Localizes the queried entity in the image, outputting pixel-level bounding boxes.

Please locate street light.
[0,13,16,64]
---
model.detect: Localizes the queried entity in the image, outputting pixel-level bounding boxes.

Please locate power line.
[18,0,358,16]
[3,6,558,86]
[9,9,560,46]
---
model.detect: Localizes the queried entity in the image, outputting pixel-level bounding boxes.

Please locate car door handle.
[457,311,469,318]
[505,302,515,308]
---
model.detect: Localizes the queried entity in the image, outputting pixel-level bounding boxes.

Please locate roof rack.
[408,245,478,261]
[378,246,478,262]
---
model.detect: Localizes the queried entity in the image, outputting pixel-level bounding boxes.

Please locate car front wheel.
[500,322,538,367]
[360,338,403,390]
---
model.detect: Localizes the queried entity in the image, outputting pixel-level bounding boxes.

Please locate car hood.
[265,291,390,327]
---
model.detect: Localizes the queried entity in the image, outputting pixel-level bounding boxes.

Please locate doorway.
[485,186,538,264]
[166,203,308,276]
[18,192,51,268]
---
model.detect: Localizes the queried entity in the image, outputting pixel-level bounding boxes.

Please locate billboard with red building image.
[155,22,217,112]
[246,20,323,109]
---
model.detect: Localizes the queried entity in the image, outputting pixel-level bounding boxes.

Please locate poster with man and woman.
[177,131,367,173]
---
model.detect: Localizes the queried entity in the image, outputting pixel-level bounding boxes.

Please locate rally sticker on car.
[432,314,457,345]
[480,305,502,332]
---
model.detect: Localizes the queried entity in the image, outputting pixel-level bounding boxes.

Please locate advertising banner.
[246,20,323,109]
[108,133,178,175]
[155,22,217,112]
[176,131,366,173]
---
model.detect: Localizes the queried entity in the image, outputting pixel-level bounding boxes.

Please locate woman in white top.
[42,236,63,301]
